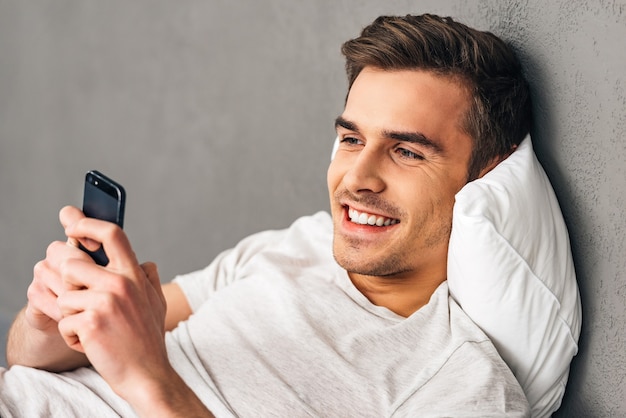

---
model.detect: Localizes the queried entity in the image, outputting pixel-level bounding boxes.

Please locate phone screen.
[81,170,126,265]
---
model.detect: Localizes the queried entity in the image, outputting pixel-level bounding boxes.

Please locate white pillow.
[447,135,582,418]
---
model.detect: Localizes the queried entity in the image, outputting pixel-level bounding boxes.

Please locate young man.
[2,14,531,417]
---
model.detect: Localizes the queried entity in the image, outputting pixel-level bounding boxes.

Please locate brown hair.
[341,14,532,181]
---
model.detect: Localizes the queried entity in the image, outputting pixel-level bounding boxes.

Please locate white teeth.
[348,207,397,227]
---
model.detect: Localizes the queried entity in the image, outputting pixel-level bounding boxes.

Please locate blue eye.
[397,147,424,160]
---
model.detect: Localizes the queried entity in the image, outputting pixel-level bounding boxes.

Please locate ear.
[477,144,519,178]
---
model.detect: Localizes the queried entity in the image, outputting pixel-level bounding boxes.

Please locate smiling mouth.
[347,206,400,227]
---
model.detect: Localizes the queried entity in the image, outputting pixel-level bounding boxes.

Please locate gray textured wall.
[1,1,624,416]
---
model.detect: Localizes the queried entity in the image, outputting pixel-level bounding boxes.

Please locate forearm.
[120,365,215,418]
[6,307,89,371]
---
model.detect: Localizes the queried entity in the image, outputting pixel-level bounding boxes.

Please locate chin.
[332,244,406,278]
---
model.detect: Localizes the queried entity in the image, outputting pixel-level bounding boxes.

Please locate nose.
[343,147,386,194]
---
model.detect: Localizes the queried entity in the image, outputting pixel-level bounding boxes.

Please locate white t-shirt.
[0,212,529,417]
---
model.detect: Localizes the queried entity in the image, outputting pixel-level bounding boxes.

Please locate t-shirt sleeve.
[172,211,334,313]
[172,228,287,312]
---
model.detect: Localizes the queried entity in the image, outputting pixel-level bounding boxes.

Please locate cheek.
[326,160,342,194]
[406,178,456,228]
[427,193,457,242]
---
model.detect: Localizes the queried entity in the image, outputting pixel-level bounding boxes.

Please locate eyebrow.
[334,116,444,154]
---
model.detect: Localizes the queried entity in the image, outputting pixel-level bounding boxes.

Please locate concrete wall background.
[0,1,624,416]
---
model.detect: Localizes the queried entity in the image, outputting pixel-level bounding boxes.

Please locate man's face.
[327,67,474,282]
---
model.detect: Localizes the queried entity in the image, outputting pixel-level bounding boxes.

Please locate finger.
[141,261,166,307]
[70,237,103,255]
[57,314,85,354]
[43,241,92,291]
[24,294,63,327]
[47,240,90,266]
[59,205,85,230]
[33,255,63,297]
[61,206,104,252]
[59,257,109,292]
[67,236,101,253]
[65,217,138,272]
[25,293,59,321]
[56,286,98,317]
[24,304,59,330]
[56,278,120,329]
[28,264,64,322]
[141,262,160,289]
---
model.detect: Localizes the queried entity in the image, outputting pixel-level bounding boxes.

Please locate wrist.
[119,366,214,418]
[7,308,88,371]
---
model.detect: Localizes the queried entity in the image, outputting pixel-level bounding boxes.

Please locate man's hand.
[25,241,88,333]
[6,207,94,370]
[8,205,209,415]
[53,206,211,416]
[54,207,167,393]
[57,208,212,416]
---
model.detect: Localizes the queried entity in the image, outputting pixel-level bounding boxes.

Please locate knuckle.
[107,224,124,241]
[33,260,47,277]
[44,243,55,260]
[26,282,41,301]
[97,292,123,320]
[46,240,64,257]
[59,258,71,275]
[82,309,105,332]
[109,274,133,296]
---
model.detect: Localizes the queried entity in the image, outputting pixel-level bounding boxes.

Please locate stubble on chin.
[331,233,410,278]
[330,190,407,277]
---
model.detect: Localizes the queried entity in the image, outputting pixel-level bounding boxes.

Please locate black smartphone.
[80,170,126,266]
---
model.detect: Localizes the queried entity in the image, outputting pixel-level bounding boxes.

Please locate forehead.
[342,68,472,147]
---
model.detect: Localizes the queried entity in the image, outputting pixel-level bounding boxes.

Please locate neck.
[348,271,445,317]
